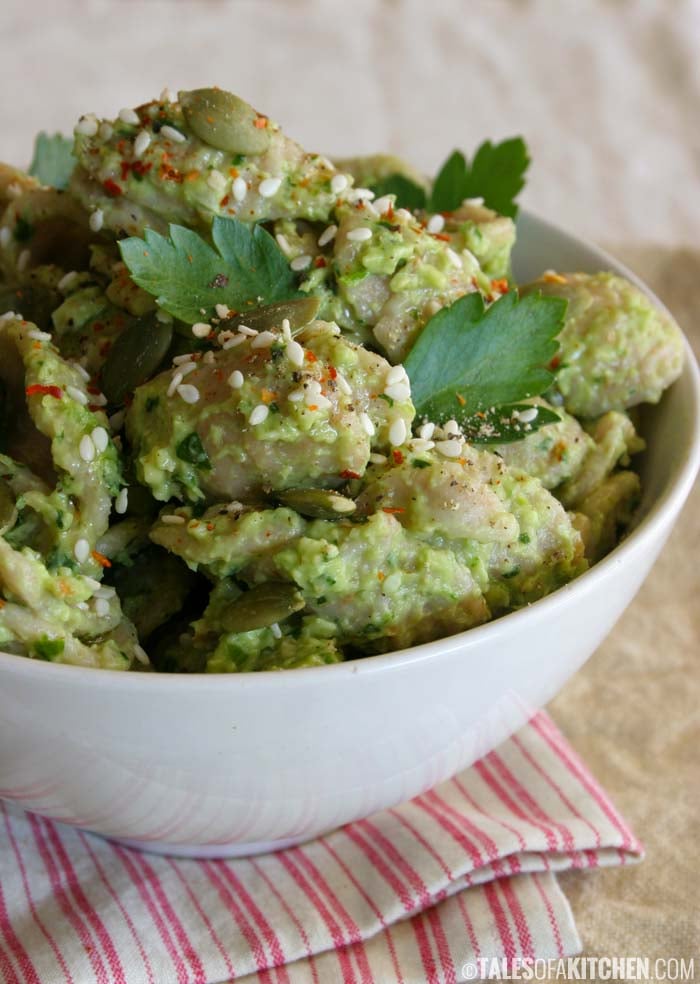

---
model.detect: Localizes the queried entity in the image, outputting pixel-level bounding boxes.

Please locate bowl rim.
[1,209,699,689]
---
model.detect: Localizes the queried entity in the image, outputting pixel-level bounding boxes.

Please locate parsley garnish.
[33,636,65,660]
[28,133,75,190]
[404,290,565,443]
[119,216,299,324]
[368,137,530,218]
[176,432,212,470]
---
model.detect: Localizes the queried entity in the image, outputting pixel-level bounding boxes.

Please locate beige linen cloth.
[1,0,699,969]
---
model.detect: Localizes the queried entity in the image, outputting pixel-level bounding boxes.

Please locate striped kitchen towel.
[0,711,642,984]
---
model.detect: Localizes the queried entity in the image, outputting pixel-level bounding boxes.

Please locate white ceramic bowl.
[1,213,698,857]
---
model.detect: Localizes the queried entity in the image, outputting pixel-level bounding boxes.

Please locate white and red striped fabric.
[0,711,642,984]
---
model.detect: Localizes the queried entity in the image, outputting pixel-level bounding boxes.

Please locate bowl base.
[107,832,324,859]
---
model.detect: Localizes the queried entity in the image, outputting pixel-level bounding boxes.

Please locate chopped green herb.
[33,636,65,660]
[429,138,530,217]
[412,458,431,469]
[176,432,212,470]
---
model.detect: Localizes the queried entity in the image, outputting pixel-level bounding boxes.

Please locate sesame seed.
[17,249,30,273]
[160,124,186,143]
[94,598,111,617]
[318,224,337,247]
[161,514,185,525]
[83,577,101,592]
[444,419,460,436]
[28,328,52,342]
[395,208,413,222]
[228,369,244,389]
[427,214,445,234]
[96,585,116,599]
[251,330,276,349]
[347,226,373,243]
[79,434,96,462]
[232,176,247,202]
[249,404,269,425]
[172,353,195,365]
[89,209,104,232]
[384,382,411,402]
[177,384,200,404]
[306,380,322,396]
[389,417,407,446]
[191,322,211,338]
[76,601,89,611]
[258,177,282,198]
[386,365,407,386]
[72,362,91,381]
[90,392,107,406]
[0,227,11,248]
[446,248,462,268]
[66,385,88,405]
[409,438,435,452]
[360,412,375,437]
[75,115,98,137]
[91,426,109,452]
[156,309,173,324]
[160,87,177,104]
[336,372,352,395]
[288,389,305,402]
[215,303,230,319]
[435,438,463,458]
[207,169,227,191]
[237,325,258,336]
[202,351,214,365]
[315,394,332,410]
[115,488,129,514]
[74,538,90,563]
[290,254,312,272]
[118,107,140,125]
[281,318,292,339]
[348,187,375,202]
[167,372,183,397]
[285,339,304,367]
[373,195,393,215]
[57,270,79,292]
[275,233,292,254]
[133,129,151,156]
[98,122,113,141]
[369,452,387,464]
[418,422,435,440]
[178,361,197,378]
[516,406,539,424]
[270,622,282,640]
[330,174,348,194]
[223,334,247,350]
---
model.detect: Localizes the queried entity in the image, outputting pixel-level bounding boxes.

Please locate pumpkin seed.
[101,318,173,405]
[278,488,356,519]
[221,581,305,634]
[180,88,271,155]
[222,296,320,336]
[0,482,17,535]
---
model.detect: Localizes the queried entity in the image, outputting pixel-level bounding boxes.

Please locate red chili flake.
[92,322,105,333]
[490,278,509,294]
[432,232,451,242]
[314,256,327,268]
[382,506,405,515]
[220,195,230,207]
[206,523,215,532]
[307,404,319,412]
[120,160,131,181]
[549,355,561,370]
[455,393,466,407]
[377,571,385,582]
[328,366,337,380]
[87,385,102,395]
[131,160,152,178]
[103,178,123,198]
[91,551,112,568]
[254,116,268,129]
[392,449,404,464]
[25,384,62,399]
[305,351,317,363]
[339,470,360,480]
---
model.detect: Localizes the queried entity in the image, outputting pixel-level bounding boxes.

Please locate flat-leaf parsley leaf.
[119,215,300,324]
[404,290,565,442]
[28,133,75,190]
[430,137,530,217]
